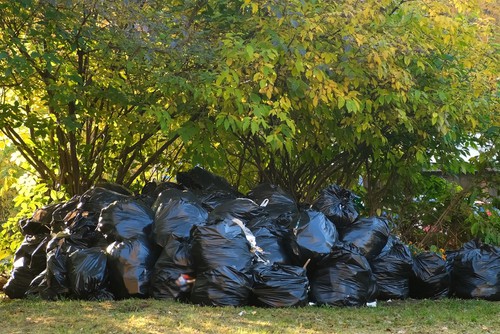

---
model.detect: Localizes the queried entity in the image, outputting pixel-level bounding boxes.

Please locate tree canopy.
[0,0,498,212]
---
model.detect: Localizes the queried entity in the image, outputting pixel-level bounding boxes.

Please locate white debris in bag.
[232,218,269,264]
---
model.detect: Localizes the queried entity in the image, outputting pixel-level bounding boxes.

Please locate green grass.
[1,294,499,334]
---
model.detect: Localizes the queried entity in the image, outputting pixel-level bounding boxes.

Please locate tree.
[0,0,497,211]
[0,0,212,195]
[182,0,499,209]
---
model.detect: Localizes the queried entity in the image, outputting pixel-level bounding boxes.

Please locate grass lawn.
[0,294,499,334]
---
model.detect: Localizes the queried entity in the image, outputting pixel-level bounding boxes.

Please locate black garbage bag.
[49,217,106,251]
[198,190,240,211]
[41,231,90,300]
[369,236,413,300]
[158,236,193,272]
[63,212,108,249]
[313,184,359,229]
[150,237,194,300]
[29,236,49,274]
[152,188,200,212]
[77,187,130,213]
[291,209,339,267]
[106,237,158,299]
[247,217,294,265]
[64,209,97,231]
[25,269,48,298]
[177,167,241,211]
[409,252,450,299]
[95,182,132,196]
[191,218,254,273]
[208,198,265,224]
[67,247,113,300]
[25,268,77,301]
[445,249,460,276]
[451,242,500,300]
[3,266,36,299]
[309,243,378,307]
[247,183,299,222]
[150,268,194,301]
[50,196,80,233]
[460,239,485,251]
[44,245,80,299]
[152,192,208,247]
[3,234,49,299]
[144,181,185,201]
[191,266,252,306]
[46,248,69,298]
[97,199,154,242]
[339,216,391,260]
[18,204,57,235]
[251,263,309,307]
[177,166,238,194]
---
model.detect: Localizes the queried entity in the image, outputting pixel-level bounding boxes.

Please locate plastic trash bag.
[39,231,88,300]
[3,266,37,299]
[3,234,49,299]
[207,198,265,224]
[18,204,57,235]
[177,167,241,210]
[292,209,339,267]
[370,236,413,300]
[410,252,450,299]
[50,196,80,233]
[251,263,309,307]
[247,217,294,265]
[106,237,158,299]
[309,243,378,307]
[177,166,238,195]
[51,211,106,250]
[153,191,208,246]
[247,183,299,223]
[152,189,199,211]
[97,199,154,242]
[339,216,391,260]
[451,241,500,300]
[150,268,193,301]
[25,269,49,298]
[77,187,130,213]
[191,218,254,273]
[150,237,194,300]
[143,181,185,200]
[313,184,359,229]
[95,182,132,196]
[67,247,112,300]
[44,247,78,299]
[191,266,252,306]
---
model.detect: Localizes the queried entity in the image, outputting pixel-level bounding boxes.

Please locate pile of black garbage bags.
[3,167,500,306]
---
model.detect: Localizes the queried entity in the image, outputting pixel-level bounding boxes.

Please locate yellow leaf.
[266,87,272,99]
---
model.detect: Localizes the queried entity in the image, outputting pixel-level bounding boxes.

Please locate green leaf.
[242,117,251,131]
[471,222,480,236]
[346,99,358,113]
[250,121,259,134]
[416,150,425,163]
[245,45,254,59]
[337,96,345,109]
